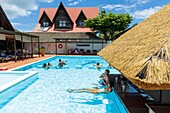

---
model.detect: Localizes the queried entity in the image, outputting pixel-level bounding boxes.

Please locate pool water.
[0,56,127,113]
[50,56,110,68]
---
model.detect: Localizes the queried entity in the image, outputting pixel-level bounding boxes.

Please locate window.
[79,22,84,26]
[42,22,49,27]
[59,21,66,27]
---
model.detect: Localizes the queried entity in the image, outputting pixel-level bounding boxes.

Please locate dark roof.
[0,5,14,31]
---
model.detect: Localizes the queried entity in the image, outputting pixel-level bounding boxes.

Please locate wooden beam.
[13,35,17,62]
[31,36,33,58]
[38,37,40,57]
[21,34,24,60]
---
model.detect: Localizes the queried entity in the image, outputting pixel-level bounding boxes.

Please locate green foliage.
[84,10,133,40]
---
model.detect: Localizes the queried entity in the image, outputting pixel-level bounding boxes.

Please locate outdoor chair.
[80,49,84,54]
[86,50,91,54]
[93,50,97,54]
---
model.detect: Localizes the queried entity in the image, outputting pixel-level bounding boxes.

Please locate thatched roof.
[98,3,170,90]
[27,32,98,42]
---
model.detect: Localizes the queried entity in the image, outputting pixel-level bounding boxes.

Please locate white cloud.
[132,6,163,19]
[68,1,79,6]
[102,4,136,11]
[38,0,53,3]
[0,0,53,20]
[68,0,86,6]
[11,22,23,27]
[128,0,150,4]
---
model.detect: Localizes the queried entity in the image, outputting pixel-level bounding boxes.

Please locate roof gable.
[0,5,14,31]
[53,2,73,24]
[33,4,99,32]
[76,10,87,23]
[39,11,51,24]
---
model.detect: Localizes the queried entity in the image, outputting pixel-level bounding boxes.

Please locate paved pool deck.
[0,55,54,70]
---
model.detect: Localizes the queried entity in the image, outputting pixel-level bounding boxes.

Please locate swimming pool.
[0,56,129,113]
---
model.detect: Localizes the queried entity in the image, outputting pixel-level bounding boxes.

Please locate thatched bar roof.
[98,3,170,90]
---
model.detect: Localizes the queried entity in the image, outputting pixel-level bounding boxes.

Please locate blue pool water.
[0,56,128,113]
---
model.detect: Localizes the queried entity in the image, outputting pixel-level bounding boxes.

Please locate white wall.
[24,42,110,54]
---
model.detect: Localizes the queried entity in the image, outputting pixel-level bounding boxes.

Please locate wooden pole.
[31,36,33,58]
[21,34,24,60]
[38,37,40,57]
[13,35,17,62]
[159,90,162,103]
[55,40,57,55]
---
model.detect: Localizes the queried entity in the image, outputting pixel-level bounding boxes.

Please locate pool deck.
[0,55,55,70]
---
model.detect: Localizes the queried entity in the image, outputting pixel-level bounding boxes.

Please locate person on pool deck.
[67,86,112,94]
[93,63,102,70]
[58,59,66,67]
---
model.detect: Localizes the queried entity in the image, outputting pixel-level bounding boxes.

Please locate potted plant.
[39,47,46,56]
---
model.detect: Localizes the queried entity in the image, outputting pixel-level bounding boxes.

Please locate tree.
[85,10,133,40]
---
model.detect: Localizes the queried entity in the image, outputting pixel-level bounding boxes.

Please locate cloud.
[68,0,85,6]
[38,0,53,3]
[68,1,79,6]
[0,0,53,20]
[102,4,136,11]
[132,6,163,19]
[127,0,150,4]
[11,22,23,27]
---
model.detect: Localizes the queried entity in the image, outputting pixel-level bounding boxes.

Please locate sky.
[0,0,169,32]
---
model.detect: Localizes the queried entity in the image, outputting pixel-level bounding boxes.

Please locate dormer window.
[76,10,87,27]
[59,21,66,27]
[42,22,49,27]
[79,22,84,26]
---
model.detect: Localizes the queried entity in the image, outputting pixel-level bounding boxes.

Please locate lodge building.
[27,2,109,54]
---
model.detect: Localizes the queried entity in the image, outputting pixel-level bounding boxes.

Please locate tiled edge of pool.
[0,71,38,109]
[105,90,130,113]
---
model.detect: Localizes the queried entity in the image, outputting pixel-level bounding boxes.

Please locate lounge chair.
[80,49,84,54]
[93,50,97,54]
[86,50,91,54]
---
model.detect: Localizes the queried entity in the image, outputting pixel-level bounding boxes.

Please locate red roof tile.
[33,7,99,32]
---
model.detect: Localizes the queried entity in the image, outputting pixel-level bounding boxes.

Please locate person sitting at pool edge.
[99,69,110,86]
[58,59,66,67]
[67,85,112,94]
[93,63,102,70]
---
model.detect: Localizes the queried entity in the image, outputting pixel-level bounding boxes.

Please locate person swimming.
[67,69,113,94]
[93,63,102,70]
[43,63,47,68]
[48,62,52,66]
[58,59,66,67]
[67,86,112,94]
